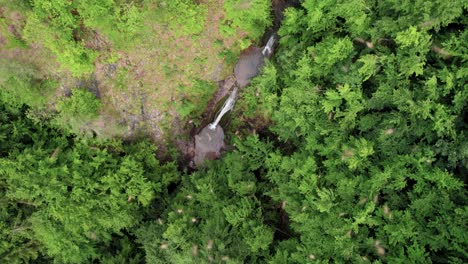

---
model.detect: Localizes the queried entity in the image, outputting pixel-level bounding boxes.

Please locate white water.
[262,35,275,56]
[209,87,238,130]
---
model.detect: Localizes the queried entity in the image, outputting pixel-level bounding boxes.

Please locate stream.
[190,0,299,167]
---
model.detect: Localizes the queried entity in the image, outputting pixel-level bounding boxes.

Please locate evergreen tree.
[0,90,179,263]
[137,136,275,263]
[256,0,468,262]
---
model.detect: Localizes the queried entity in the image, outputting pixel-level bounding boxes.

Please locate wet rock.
[234,46,265,88]
[192,37,276,167]
[193,125,225,166]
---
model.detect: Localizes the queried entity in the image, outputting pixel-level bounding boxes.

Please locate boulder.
[234,46,264,88]
[193,125,225,166]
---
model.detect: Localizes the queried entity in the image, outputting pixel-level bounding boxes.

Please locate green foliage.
[0,59,58,109]
[153,0,207,37]
[23,12,97,76]
[177,99,197,120]
[0,96,47,263]
[56,88,101,118]
[221,0,272,46]
[80,0,145,49]
[237,60,279,118]
[54,88,101,133]
[1,1,467,263]
[137,136,274,263]
[176,80,217,120]
[21,0,147,76]
[0,90,180,263]
[256,0,468,262]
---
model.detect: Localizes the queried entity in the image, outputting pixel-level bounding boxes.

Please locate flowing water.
[234,46,266,88]
[209,87,238,130]
[192,40,272,166]
[191,0,299,167]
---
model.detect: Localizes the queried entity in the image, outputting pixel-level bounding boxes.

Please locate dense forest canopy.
[0,0,467,263]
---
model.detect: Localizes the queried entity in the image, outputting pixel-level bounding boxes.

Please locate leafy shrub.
[153,0,207,37]
[0,58,58,109]
[221,0,271,40]
[54,88,101,132]
[23,13,97,76]
[176,80,217,121]
[56,88,100,118]
[22,0,146,75]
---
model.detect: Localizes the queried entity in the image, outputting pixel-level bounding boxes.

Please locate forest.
[0,0,467,263]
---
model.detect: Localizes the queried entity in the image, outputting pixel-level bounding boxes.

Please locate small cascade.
[208,87,238,130]
[262,35,276,56]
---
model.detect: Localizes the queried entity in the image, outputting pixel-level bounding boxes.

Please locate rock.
[193,125,225,166]
[234,46,265,88]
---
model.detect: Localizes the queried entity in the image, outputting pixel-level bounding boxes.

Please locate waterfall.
[208,88,238,130]
[262,35,275,56]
